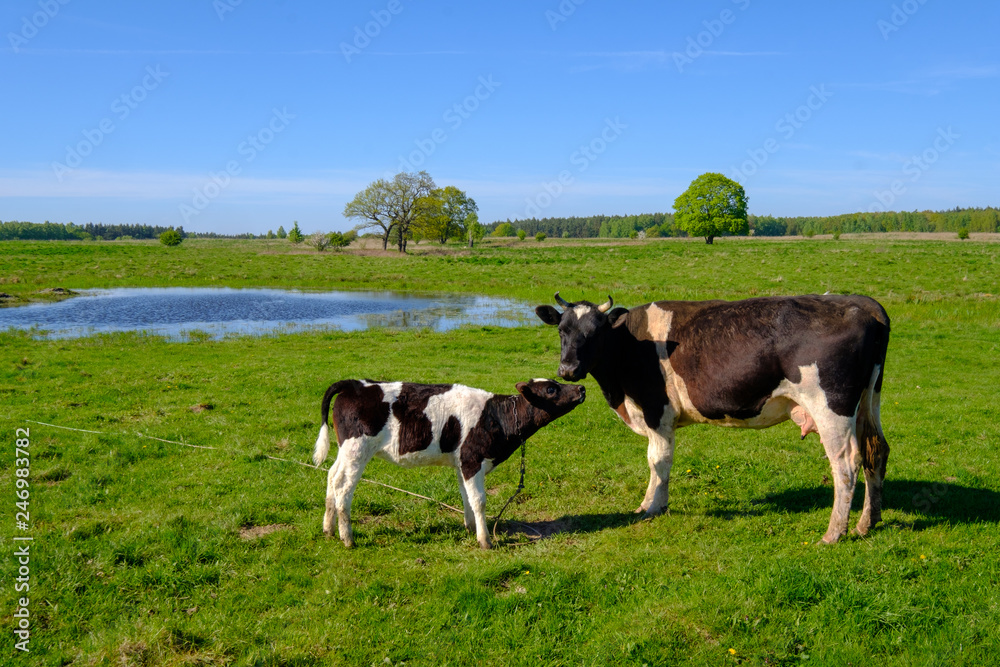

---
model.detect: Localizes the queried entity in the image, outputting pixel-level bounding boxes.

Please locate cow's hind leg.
[640,427,676,516]
[327,436,375,548]
[818,417,861,544]
[855,389,889,536]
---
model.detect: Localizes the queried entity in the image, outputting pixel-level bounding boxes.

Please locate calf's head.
[535,293,624,382]
[514,378,586,419]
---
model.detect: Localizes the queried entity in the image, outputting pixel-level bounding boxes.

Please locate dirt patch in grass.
[239,523,293,540]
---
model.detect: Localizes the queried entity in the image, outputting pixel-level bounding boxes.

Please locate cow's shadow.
[740,479,1000,529]
[497,512,642,541]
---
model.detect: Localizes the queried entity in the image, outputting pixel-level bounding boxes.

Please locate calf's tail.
[313,380,356,467]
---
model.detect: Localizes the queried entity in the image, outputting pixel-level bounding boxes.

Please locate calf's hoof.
[819,531,844,545]
[341,537,355,548]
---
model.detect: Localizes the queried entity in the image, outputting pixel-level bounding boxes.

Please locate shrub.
[832,229,841,240]
[958,228,970,240]
[535,232,547,242]
[306,232,332,251]
[517,229,527,241]
[562,231,570,239]
[159,230,182,246]
[288,221,304,244]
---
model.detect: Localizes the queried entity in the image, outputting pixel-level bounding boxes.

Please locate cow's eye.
[546,386,556,396]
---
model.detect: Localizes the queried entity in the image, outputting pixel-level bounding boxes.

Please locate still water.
[0,288,537,340]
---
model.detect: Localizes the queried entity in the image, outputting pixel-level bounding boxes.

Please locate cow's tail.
[857,308,890,525]
[313,380,356,467]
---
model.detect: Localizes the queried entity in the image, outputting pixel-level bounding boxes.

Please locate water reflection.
[0,287,537,340]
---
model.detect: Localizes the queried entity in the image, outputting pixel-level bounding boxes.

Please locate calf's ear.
[515,382,529,395]
[607,307,629,326]
[535,305,562,326]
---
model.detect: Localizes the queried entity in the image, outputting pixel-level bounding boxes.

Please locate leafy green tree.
[465,212,485,248]
[419,186,478,244]
[288,221,304,243]
[673,172,748,244]
[266,230,276,239]
[159,229,183,246]
[517,229,527,241]
[276,225,287,239]
[535,232,547,242]
[492,222,514,237]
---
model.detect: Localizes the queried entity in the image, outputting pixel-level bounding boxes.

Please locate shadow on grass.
[497,512,643,541]
[742,479,1000,528]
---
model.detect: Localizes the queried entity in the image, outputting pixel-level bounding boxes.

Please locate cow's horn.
[597,296,614,313]
[555,292,572,309]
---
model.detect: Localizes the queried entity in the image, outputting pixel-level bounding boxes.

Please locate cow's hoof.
[819,533,842,545]
[341,538,355,548]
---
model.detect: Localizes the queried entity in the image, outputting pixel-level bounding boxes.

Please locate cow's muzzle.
[558,365,585,382]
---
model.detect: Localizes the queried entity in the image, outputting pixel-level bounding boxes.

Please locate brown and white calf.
[312,378,586,549]
[537,293,891,544]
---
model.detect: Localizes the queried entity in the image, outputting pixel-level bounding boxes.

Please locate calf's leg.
[459,468,491,549]
[327,437,376,548]
[455,468,476,534]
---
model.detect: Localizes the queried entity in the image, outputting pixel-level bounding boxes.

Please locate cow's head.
[535,293,627,382]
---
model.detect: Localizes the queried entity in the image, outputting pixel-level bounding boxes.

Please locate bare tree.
[343,179,394,250]
[343,171,437,252]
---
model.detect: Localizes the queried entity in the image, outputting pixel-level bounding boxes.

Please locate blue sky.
[2,1,997,235]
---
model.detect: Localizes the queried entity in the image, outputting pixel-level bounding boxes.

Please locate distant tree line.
[490,206,998,239]
[749,207,999,236]
[488,213,678,239]
[0,221,188,241]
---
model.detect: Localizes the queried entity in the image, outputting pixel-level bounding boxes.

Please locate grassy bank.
[1,238,998,665]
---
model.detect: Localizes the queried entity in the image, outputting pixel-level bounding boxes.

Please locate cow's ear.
[607,307,629,326]
[535,306,562,326]
[515,381,529,395]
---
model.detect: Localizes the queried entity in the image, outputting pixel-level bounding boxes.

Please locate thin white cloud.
[0,169,369,200]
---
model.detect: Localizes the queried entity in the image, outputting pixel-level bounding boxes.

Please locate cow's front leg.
[641,427,676,516]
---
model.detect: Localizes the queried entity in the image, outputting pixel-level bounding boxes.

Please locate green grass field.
[1,237,998,665]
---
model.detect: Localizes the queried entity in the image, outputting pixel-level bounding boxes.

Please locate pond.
[0,288,538,340]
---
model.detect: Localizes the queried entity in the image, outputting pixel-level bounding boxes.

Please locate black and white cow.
[536,293,890,544]
[313,378,585,549]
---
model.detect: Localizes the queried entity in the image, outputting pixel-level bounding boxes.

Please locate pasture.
[1,237,999,665]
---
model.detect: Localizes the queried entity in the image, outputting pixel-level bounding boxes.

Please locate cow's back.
[619,294,889,423]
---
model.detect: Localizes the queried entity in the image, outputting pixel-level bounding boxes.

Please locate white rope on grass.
[24,419,464,515]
